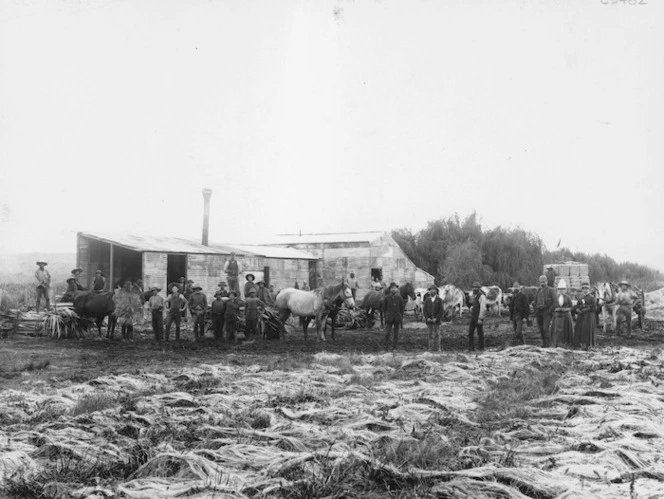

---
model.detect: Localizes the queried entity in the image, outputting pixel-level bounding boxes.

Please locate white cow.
[481,286,503,317]
[440,284,466,320]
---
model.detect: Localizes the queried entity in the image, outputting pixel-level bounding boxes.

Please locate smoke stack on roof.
[202,188,212,246]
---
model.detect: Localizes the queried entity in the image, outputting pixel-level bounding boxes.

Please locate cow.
[464,286,503,317]
[482,286,502,316]
[410,288,428,321]
[72,291,117,337]
[440,284,466,320]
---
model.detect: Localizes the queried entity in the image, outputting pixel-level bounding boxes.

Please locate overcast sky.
[1,0,662,270]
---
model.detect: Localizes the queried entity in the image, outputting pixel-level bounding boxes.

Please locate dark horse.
[275,282,356,341]
[360,282,416,328]
[72,291,117,337]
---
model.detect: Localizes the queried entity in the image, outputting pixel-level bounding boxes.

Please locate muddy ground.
[1,316,663,498]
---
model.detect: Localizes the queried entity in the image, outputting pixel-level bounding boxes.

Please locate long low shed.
[77,231,319,300]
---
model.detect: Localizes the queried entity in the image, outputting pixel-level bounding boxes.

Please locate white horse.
[595,282,619,333]
[275,282,355,341]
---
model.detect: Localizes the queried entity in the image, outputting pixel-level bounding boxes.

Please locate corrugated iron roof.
[222,244,318,260]
[79,231,234,254]
[78,231,318,260]
[263,231,385,245]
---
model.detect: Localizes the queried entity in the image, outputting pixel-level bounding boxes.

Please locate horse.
[594,282,619,333]
[275,282,355,341]
[360,282,417,328]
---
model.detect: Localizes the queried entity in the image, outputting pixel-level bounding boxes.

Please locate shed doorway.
[167,255,187,293]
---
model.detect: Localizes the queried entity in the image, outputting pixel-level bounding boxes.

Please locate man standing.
[188,284,208,341]
[616,281,635,337]
[71,268,86,291]
[224,253,240,296]
[34,261,51,312]
[244,273,258,298]
[347,271,359,300]
[468,282,487,352]
[257,281,272,305]
[148,287,165,341]
[224,290,243,344]
[509,281,530,345]
[92,270,106,292]
[164,285,188,341]
[210,292,226,344]
[244,288,265,340]
[382,282,405,351]
[545,265,557,288]
[216,281,229,298]
[423,284,444,352]
[534,275,557,347]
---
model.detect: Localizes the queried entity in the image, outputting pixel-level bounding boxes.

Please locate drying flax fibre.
[1,346,664,498]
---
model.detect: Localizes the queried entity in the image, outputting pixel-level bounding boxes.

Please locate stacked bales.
[546,262,589,293]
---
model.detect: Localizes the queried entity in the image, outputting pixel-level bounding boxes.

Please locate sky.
[1,0,662,270]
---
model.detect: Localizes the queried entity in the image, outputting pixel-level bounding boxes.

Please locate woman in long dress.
[550,279,574,347]
[574,281,597,349]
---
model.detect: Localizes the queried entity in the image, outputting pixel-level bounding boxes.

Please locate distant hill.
[0,252,76,283]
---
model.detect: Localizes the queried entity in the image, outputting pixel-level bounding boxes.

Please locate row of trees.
[392,213,663,291]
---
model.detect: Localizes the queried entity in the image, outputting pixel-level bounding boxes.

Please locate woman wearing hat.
[244,274,258,299]
[573,282,597,349]
[549,279,574,348]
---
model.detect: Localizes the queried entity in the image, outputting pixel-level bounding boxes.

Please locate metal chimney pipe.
[202,188,212,246]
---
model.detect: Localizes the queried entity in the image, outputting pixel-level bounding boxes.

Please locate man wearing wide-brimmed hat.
[382,282,405,351]
[210,291,226,343]
[224,252,241,296]
[244,288,265,340]
[423,284,444,352]
[244,273,258,299]
[34,261,51,312]
[616,280,635,337]
[188,284,208,340]
[224,290,244,344]
[216,281,229,298]
[534,275,556,347]
[164,285,188,341]
[468,282,487,352]
[148,287,165,341]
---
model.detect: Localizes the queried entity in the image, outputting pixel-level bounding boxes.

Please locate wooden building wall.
[369,233,434,289]
[142,252,168,295]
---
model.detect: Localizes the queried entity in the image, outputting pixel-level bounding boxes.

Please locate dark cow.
[503,286,538,310]
[360,282,416,328]
[73,291,117,337]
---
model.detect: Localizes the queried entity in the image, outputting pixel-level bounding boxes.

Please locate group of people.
[509,276,637,350]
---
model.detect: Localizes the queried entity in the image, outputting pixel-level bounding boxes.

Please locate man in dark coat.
[210,291,226,343]
[534,275,557,347]
[224,290,244,344]
[148,287,165,341]
[423,284,444,352]
[509,281,530,345]
[224,253,240,296]
[244,289,265,340]
[188,284,208,341]
[468,282,487,351]
[382,282,405,351]
[92,270,106,292]
[545,265,557,288]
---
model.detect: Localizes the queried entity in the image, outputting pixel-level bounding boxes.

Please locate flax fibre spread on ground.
[1,344,664,498]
